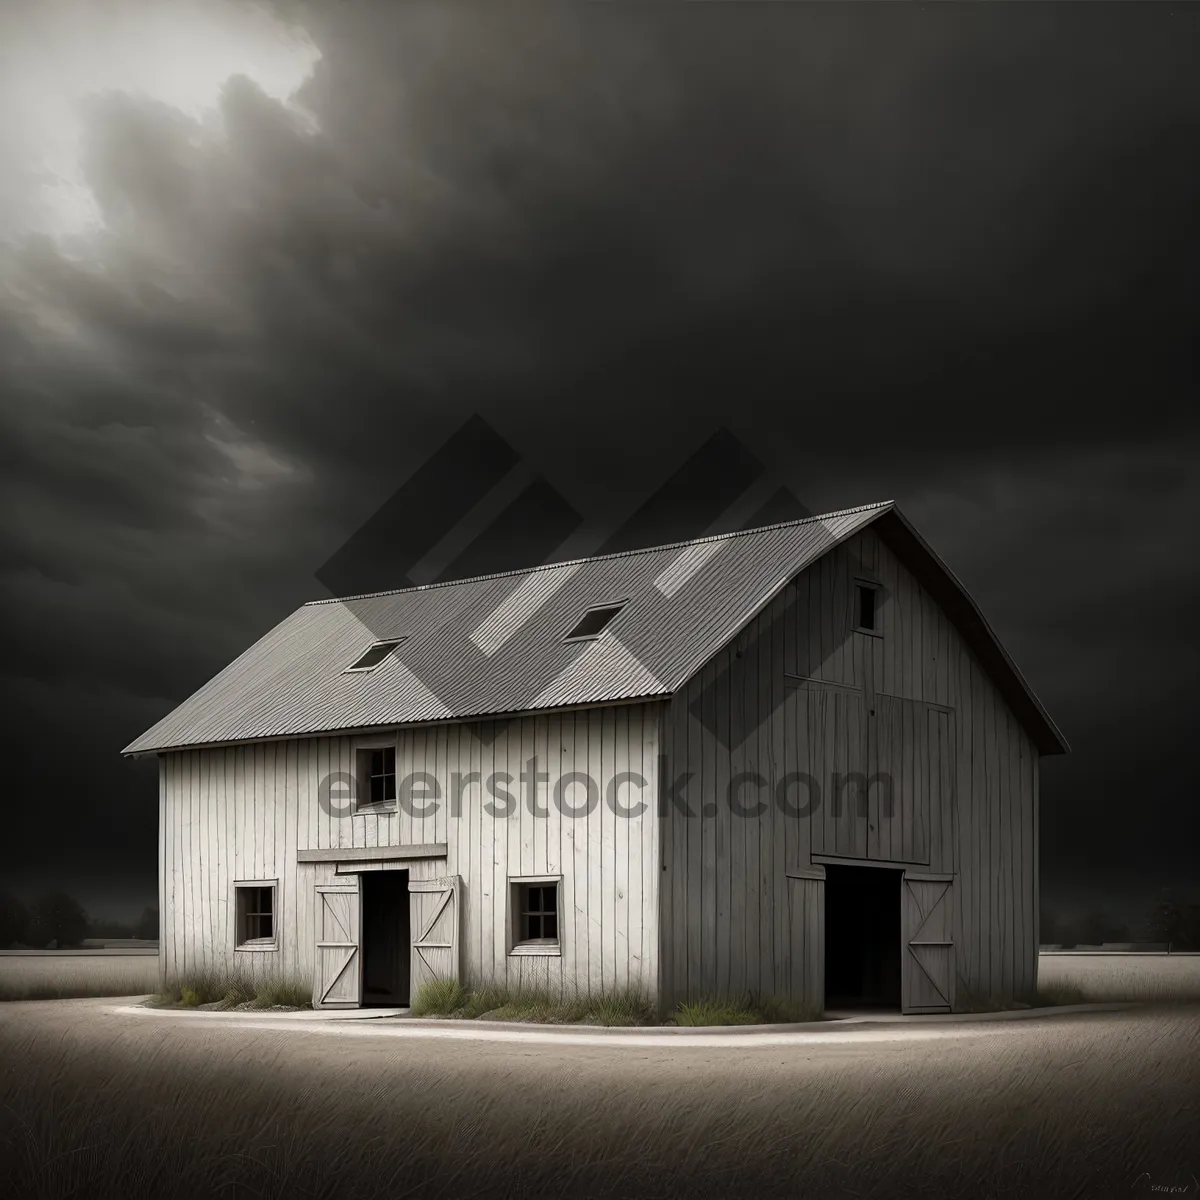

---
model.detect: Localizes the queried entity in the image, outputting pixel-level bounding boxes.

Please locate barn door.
[409,874,461,998]
[868,695,931,864]
[802,684,868,859]
[785,867,825,1013]
[314,883,361,1009]
[901,871,955,1013]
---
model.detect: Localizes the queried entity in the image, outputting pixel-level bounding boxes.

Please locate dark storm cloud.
[1,1,1197,916]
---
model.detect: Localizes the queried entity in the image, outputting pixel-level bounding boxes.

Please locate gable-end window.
[356,745,397,811]
[854,581,881,635]
[344,638,406,673]
[564,603,625,641]
[509,876,562,956]
[234,881,277,951]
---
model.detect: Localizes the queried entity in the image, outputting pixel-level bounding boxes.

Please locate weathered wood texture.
[158,704,662,1001]
[658,525,1039,1011]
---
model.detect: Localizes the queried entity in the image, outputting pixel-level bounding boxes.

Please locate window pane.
[544,914,557,940]
[565,605,623,640]
[858,585,875,630]
[348,639,405,670]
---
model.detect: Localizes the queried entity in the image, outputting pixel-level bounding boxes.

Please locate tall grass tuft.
[410,979,655,1025]
[411,977,466,1016]
[152,967,310,1010]
[675,993,823,1026]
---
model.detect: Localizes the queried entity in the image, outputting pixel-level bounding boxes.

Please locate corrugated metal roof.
[122,501,1067,755]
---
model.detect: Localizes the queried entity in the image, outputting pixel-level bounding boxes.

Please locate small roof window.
[344,638,407,672]
[564,603,625,641]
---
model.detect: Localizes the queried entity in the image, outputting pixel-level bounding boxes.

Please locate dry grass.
[0,953,159,1001]
[412,982,821,1026]
[151,968,312,1010]
[1037,952,1200,1003]
[1,998,1197,1199]
[675,993,823,1025]
[412,978,656,1024]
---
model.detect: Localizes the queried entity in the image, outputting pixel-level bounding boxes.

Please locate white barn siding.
[658,525,1039,1011]
[159,703,662,1001]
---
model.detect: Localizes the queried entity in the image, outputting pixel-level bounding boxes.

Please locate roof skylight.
[564,603,625,641]
[344,638,407,672]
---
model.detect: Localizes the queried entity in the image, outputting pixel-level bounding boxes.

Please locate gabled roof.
[123,501,1067,756]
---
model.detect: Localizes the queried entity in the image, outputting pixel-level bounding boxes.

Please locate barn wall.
[159,742,340,987]
[658,524,1039,1010]
[159,702,662,1001]
[427,704,662,999]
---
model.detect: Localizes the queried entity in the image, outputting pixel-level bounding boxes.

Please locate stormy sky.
[1,1,1197,926]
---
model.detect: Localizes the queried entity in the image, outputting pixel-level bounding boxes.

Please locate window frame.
[851,577,883,638]
[353,736,399,815]
[342,637,408,674]
[233,879,279,952]
[508,874,563,957]
[562,599,628,643]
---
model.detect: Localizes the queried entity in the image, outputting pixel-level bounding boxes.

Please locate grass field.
[1037,952,1200,1002]
[0,997,1196,1199]
[0,953,159,1001]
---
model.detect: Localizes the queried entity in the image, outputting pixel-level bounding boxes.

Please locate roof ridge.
[305,500,895,606]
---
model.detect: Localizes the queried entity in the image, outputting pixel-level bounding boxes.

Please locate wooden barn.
[123,501,1067,1014]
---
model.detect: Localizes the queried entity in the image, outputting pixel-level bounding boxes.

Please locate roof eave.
[875,508,1069,756]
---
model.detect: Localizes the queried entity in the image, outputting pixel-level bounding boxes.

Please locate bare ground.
[1,998,1197,1199]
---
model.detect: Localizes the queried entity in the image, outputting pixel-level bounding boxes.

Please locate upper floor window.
[357,745,397,810]
[854,581,881,635]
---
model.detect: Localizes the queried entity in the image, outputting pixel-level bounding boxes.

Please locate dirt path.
[2,998,1198,1198]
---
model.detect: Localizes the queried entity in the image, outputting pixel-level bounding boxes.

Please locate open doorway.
[824,864,901,1009]
[360,869,411,1006]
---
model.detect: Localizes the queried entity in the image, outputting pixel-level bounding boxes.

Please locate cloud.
[1,1,1198,907]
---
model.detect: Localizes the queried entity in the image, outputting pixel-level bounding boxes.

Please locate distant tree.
[86,917,136,940]
[1039,908,1062,945]
[135,906,159,940]
[0,892,30,947]
[1145,889,1198,951]
[1184,905,1200,951]
[1078,910,1114,946]
[28,891,88,949]
[1054,915,1079,950]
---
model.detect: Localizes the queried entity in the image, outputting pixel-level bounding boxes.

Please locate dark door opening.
[824,864,901,1009]
[361,869,411,1006]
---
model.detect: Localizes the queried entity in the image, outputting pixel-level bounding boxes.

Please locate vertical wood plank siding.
[159,704,662,1001]
[658,526,1039,1011]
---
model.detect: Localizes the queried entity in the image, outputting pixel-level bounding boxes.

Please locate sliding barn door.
[409,874,461,998]
[786,869,825,1013]
[314,883,361,1009]
[901,871,955,1013]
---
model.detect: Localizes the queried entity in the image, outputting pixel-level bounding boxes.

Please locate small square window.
[356,746,397,810]
[235,882,277,949]
[510,879,561,953]
[564,603,624,641]
[854,582,880,634]
[345,638,406,672]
